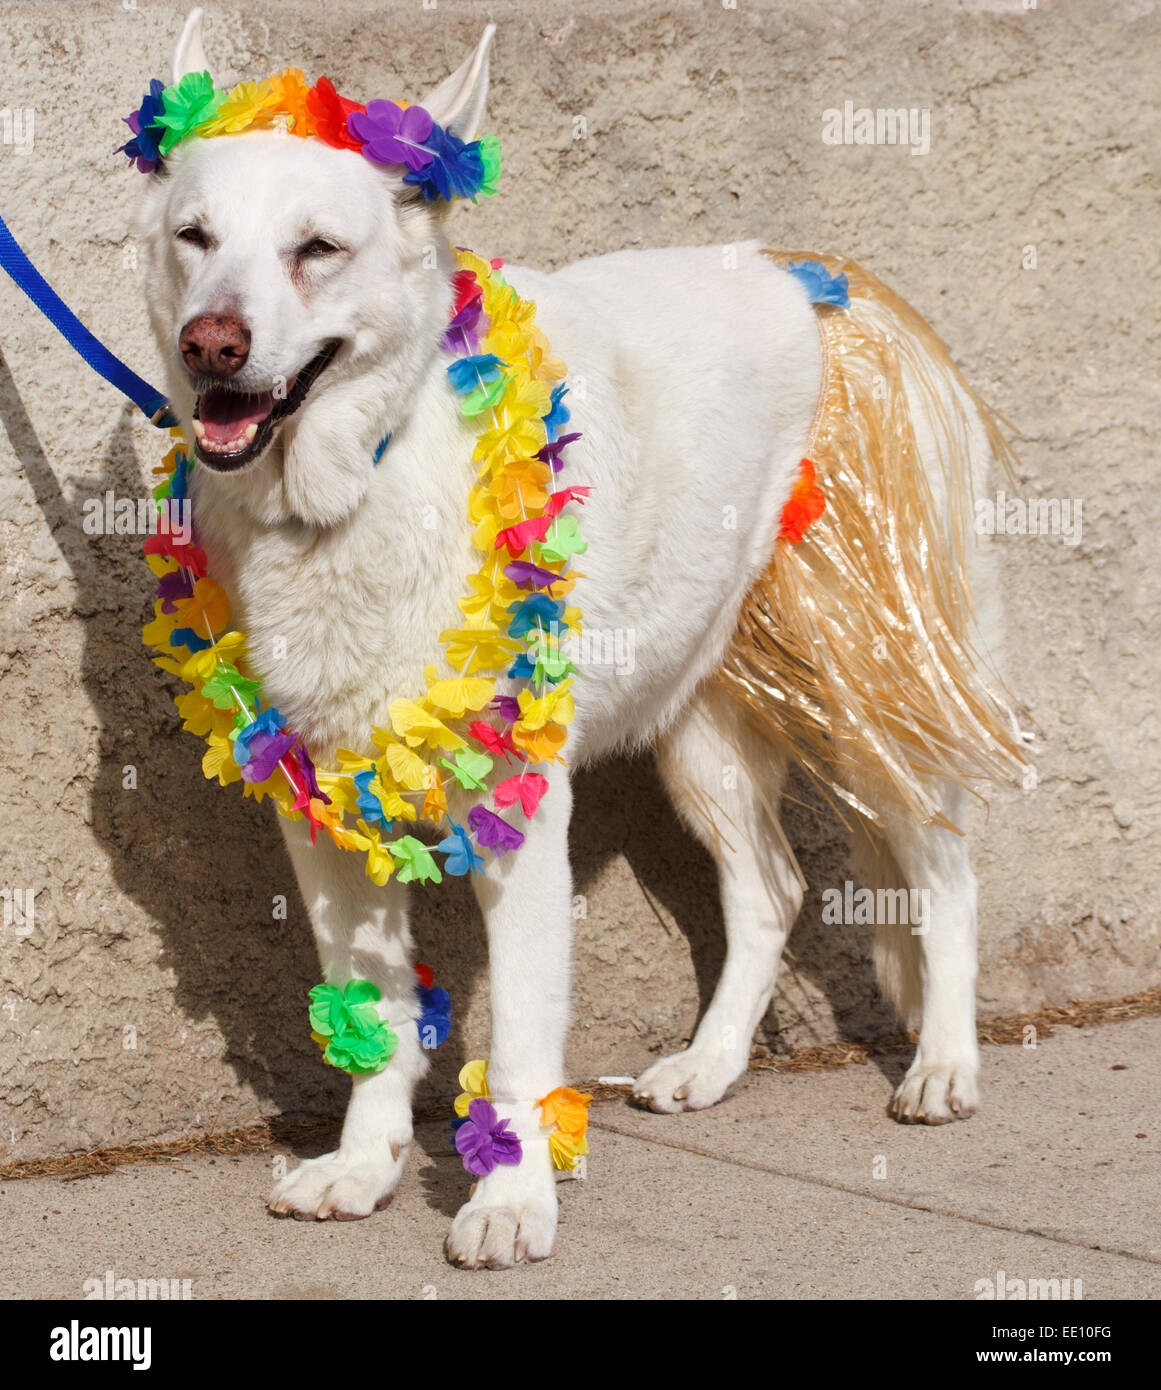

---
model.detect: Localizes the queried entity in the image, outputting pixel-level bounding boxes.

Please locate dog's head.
[136,8,494,527]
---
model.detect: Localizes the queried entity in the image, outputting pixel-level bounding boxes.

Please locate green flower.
[476,134,502,199]
[156,71,226,156]
[536,516,588,565]
[388,835,443,885]
[200,662,261,712]
[438,747,493,792]
[308,979,398,1074]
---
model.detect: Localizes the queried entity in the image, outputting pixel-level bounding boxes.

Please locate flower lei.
[118,69,501,205]
[142,246,586,885]
[452,1060,592,1175]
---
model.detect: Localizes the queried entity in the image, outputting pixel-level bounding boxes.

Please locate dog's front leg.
[446,768,574,1269]
[267,817,425,1220]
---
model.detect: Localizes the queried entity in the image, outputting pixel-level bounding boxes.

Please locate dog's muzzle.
[190,339,341,472]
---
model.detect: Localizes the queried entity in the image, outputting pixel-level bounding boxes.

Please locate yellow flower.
[356,821,395,886]
[517,680,575,730]
[202,732,242,786]
[389,698,465,752]
[200,78,282,136]
[439,624,520,675]
[371,737,429,791]
[423,669,495,719]
[454,1059,490,1117]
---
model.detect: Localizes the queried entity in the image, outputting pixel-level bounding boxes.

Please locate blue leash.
[0,213,177,429]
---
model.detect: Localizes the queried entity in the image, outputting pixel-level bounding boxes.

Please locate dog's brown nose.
[179,313,251,377]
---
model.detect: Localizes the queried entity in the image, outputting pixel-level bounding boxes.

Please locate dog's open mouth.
[190,340,341,471]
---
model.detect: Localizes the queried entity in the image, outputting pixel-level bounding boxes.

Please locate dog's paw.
[632,1043,745,1113]
[445,1161,558,1270]
[267,1143,409,1221]
[890,1059,979,1125]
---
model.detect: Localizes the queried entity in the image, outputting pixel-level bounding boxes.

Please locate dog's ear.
[418,25,495,141]
[172,6,211,85]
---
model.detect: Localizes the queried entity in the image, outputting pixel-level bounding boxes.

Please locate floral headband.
[118,69,501,204]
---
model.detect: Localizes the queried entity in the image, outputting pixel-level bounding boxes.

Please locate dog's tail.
[714,248,1031,836]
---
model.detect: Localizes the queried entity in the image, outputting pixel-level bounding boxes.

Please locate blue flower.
[541,384,570,443]
[415,984,453,1048]
[508,651,536,680]
[447,354,505,395]
[169,627,212,652]
[435,817,485,878]
[506,593,565,640]
[118,79,167,172]
[786,260,850,309]
[353,768,389,828]
[402,123,485,202]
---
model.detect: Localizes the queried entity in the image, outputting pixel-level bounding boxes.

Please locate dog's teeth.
[191,418,205,440]
[243,423,258,443]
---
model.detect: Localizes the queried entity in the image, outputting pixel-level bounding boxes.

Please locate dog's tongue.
[198,387,276,444]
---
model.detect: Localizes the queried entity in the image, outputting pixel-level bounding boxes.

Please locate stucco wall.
[1,0,1158,1159]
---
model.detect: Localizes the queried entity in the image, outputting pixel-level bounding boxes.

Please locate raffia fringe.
[713,249,1031,832]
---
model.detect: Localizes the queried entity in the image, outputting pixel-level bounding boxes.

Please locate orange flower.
[537,1086,592,1171]
[778,458,825,543]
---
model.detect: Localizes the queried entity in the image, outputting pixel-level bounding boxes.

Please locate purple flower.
[454,1098,523,1176]
[489,695,521,725]
[347,101,435,170]
[467,805,525,857]
[440,298,483,355]
[537,431,583,473]
[240,729,298,783]
[156,567,194,612]
[504,560,568,592]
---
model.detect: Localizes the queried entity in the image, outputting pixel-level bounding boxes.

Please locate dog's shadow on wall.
[4,365,900,1149]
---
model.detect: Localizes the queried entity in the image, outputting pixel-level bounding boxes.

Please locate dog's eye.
[176,226,208,248]
[299,237,342,258]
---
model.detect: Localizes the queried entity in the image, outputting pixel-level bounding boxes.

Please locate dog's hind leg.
[266,818,426,1220]
[852,779,981,1124]
[633,690,803,1113]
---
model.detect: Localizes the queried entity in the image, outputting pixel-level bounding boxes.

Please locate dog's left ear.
[418,25,495,141]
[172,7,211,84]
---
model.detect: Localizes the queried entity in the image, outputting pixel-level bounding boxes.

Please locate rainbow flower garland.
[143,247,586,885]
[118,68,501,205]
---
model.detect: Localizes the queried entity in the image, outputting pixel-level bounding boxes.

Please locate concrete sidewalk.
[3,1018,1159,1300]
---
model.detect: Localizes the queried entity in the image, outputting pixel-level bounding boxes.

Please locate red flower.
[142,529,207,577]
[778,458,825,543]
[468,720,521,763]
[306,76,365,151]
[452,269,483,314]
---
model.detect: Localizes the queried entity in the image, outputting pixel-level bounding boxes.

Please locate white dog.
[136,10,1026,1268]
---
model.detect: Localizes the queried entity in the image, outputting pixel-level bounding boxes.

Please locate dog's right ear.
[172,6,211,84]
[419,25,495,142]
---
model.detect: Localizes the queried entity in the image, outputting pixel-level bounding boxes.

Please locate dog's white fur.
[138,13,992,1268]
